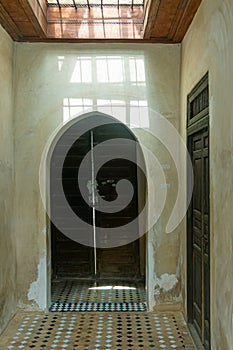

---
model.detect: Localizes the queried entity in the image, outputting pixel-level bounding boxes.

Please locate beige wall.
[0,25,17,333]
[180,0,233,349]
[13,43,181,310]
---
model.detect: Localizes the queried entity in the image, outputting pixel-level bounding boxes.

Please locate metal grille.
[47,0,144,8]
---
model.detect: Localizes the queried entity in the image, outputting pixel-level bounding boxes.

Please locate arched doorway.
[50,112,147,303]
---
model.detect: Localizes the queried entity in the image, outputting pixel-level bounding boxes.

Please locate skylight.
[47,0,144,7]
[46,0,145,39]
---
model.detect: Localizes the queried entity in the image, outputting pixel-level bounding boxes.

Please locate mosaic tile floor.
[50,280,147,312]
[0,311,197,349]
[50,301,147,312]
[51,280,146,303]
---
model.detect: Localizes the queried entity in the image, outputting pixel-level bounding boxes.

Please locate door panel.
[188,128,210,348]
[51,130,94,278]
[187,73,210,349]
[192,135,203,338]
[93,122,140,278]
[203,134,210,349]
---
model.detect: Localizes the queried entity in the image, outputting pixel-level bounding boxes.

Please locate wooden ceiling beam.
[143,0,201,43]
[0,0,47,41]
[171,0,202,42]
[19,0,47,38]
[0,3,22,40]
[143,0,161,40]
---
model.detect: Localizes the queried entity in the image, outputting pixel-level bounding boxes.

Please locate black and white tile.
[1,312,196,349]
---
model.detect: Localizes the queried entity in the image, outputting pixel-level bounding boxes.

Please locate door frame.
[50,117,145,280]
[43,111,152,309]
[186,73,211,349]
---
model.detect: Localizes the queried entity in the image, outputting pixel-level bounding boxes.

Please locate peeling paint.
[147,233,157,310]
[27,255,46,310]
[156,273,178,292]
[41,227,46,236]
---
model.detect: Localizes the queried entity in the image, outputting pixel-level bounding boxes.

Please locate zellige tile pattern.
[0,312,196,349]
[51,280,146,303]
[50,280,147,312]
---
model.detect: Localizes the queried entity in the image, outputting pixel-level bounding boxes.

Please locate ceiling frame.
[0,0,201,42]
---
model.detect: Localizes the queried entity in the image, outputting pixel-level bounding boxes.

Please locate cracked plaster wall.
[0,25,17,333]
[180,0,233,348]
[12,43,181,311]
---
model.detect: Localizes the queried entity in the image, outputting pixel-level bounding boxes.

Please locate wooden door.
[93,122,141,279]
[51,129,94,278]
[187,73,210,349]
[51,115,143,280]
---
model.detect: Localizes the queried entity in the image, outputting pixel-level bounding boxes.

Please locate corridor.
[1,1,233,349]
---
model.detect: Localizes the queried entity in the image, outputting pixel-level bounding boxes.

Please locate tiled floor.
[0,281,196,349]
[50,280,147,312]
[0,311,196,349]
[51,280,146,303]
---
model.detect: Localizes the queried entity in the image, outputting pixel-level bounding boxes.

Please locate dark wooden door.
[51,130,94,278]
[93,123,140,278]
[51,115,142,280]
[187,73,210,349]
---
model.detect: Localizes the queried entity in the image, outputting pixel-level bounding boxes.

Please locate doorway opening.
[49,112,147,308]
[187,73,210,349]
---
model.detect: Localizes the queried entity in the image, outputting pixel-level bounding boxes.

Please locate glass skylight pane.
[103,0,118,5]
[57,0,74,4]
[75,0,90,4]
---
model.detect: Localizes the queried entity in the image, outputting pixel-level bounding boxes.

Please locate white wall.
[180,0,233,349]
[13,43,182,310]
[0,25,17,333]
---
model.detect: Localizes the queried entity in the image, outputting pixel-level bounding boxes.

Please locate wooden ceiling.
[0,0,201,42]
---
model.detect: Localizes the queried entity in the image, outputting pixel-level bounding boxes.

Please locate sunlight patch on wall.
[63,98,93,121]
[129,58,146,85]
[130,100,149,128]
[96,56,124,83]
[67,55,145,85]
[63,98,149,128]
[58,56,65,72]
[63,53,148,127]
[70,57,92,83]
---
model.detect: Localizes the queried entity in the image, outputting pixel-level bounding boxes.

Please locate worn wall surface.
[0,25,17,333]
[13,43,181,311]
[180,0,233,349]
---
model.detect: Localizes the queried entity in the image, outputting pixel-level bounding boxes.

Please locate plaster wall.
[180,0,233,348]
[0,25,17,333]
[13,43,181,311]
